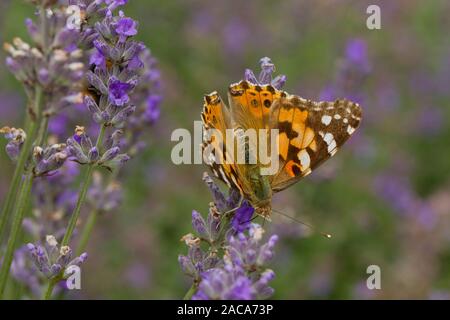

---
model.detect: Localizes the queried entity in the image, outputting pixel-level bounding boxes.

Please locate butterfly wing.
[201,91,248,196]
[268,95,362,192]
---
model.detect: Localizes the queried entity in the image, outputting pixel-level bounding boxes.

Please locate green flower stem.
[60,124,106,248]
[0,89,43,244]
[0,173,34,298]
[60,165,94,247]
[43,279,57,300]
[76,208,98,255]
[183,283,198,300]
[75,166,120,256]
[36,115,49,146]
[43,125,107,300]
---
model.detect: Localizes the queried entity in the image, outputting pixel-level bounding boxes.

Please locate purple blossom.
[345,38,370,71]
[106,0,128,11]
[244,57,287,89]
[32,144,69,177]
[87,172,123,212]
[27,235,87,280]
[144,95,161,123]
[108,77,132,106]
[114,11,138,42]
[192,265,254,300]
[10,245,41,297]
[0,126,26,162]
[231,202,254,233]
[192,262,275,300]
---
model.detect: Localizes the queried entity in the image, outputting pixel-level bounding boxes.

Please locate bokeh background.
[1,0,450,299]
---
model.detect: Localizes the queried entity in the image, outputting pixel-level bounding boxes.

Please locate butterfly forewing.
[269,95,362,192]
[201,92,246,195]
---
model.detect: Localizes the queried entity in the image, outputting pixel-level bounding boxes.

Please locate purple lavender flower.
[320,38,371,105]
[192,265,253,300]
[66,126,129,168]
[10,245,41,298]
[244,57,287,89]
[192,262,275,300]
[27,235,87,280]
[144,95,161,123]
[105,0,128,11]
[114,11,138,43]
[231,201,254,233]
[227,224,279,271]
[0,126,26,162]
[181,171,278,300]
[87,172,123,212]
[32,144,69,177]
[345,38,370,72]
[374,173,436,229]
[108,77,133,106]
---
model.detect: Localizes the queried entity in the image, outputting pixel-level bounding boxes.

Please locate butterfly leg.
[222,194,244,216]
[239,214,259,226]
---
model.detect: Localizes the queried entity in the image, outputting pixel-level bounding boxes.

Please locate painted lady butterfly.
[201,79,362,219]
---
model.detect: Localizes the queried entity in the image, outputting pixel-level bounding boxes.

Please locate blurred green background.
[1,0,450,299]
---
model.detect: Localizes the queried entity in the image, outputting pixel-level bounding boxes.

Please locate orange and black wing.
[269,95,362,192]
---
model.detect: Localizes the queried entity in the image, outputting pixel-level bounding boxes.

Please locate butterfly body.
[247,167,272,217]
[201,80,362,219]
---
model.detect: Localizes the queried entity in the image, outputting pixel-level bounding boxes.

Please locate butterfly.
[201,80,362,219]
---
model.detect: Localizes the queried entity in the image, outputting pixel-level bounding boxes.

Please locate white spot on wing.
[297,149,311,170]
[323,133,334,144]
[347,126,356,135]
[328,140,337,153]
[321,115,332,126]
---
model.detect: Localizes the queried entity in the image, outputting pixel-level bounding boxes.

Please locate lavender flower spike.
[27,235,87,280]
[244,57,287,89]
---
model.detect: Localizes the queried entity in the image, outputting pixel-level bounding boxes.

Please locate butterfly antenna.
[271,208,331,239]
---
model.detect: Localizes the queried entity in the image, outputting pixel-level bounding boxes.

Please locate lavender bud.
[203,173,227,212]
[192,210,208,238]
[86,70,109,95]
[188,245,203,264]
[68,252,88,267]
[271,75,287,90]
[257,235,279,266]
[111,105,136,127]
[25,18,39,43]
[258,57,275,84]
[50,264,62,276]
[88,147,100,162]
[5,56,21,74]
[244,69,258,83]
[5,141,21,161]
[80,134,93,152]
[207,206,221,241]
[38,68,51,86]
[67,138,89,164]
[100,146,120,162]
[178,255,196,276]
